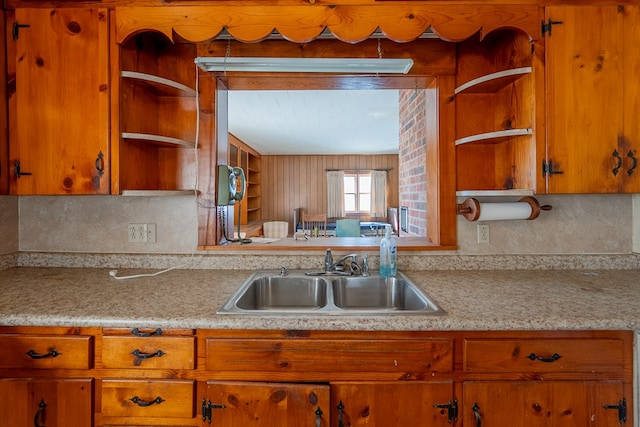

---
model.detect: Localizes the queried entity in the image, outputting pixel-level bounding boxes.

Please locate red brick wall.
[398,89,427,237]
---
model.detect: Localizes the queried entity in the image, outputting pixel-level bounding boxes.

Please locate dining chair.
[301,212,328,237]
[263,221,289,238]
[336,219,361,237]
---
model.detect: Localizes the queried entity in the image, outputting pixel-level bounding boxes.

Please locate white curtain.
[327,171,345,218]
[371,170,387,218]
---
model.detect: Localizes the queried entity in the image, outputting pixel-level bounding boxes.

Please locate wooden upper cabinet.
[11,8,109,195]
[545,5,640,193]
[228,134,261,226]
[455,30,541,197]
[114,31,198,195]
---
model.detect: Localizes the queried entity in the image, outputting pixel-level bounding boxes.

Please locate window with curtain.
[344,172,370,213]
[330,170,387,216]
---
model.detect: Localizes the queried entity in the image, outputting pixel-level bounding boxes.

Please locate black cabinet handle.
[336,400,345,427]
[315,406,323,427]
[627,151,637,176]
[26,349,61,359]
[95,151,105,177]
[130,396,165,407]
[612,149,623,176]
[472,402,482,427]
[527,352,562,363]
[33,399,46,427]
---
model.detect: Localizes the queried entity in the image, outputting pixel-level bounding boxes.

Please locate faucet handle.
[280,266,288,276]
[324,248,333,272]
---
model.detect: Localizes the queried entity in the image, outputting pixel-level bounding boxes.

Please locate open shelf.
[121,189,197,197]
[455,67,532,95]
[456,189,535,197]
[455,128,533,146]
[117,32,198,195]
[121,71,197,97]
[121,132,196,148]
[454,31,538,195]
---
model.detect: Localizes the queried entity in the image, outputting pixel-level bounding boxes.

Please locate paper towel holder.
[456,196,552,222]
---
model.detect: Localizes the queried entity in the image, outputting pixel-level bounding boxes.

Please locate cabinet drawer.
[206,337,453,374]
[101,379,195,418]
[102,336,195,369]
[463,338,625,373]
[0,334,92,369]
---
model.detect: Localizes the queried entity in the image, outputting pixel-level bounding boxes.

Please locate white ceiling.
[227,90,400,155]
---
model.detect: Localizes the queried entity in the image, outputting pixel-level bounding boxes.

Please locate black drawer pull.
[130,327,163,337]
[130,396,165,407]
[26,349,61,359]
[131,349,165,366]
[527,352,562,363]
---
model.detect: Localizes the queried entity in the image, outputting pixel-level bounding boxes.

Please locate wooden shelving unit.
[454,31,537,196]
[229,134,262,225]
[115,32,198,195]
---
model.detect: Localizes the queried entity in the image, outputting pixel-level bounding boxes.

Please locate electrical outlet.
[477,224,490,244]
[128,223,156,243]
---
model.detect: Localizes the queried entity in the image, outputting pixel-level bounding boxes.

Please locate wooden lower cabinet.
[0,328,633,427]
[203,381,330,426]
[202,380,455,426]
[463,381,626,426]
[0,378,93,426]
[330,381,455,426]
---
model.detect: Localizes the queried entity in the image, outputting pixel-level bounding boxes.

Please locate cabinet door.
[203,381,330,426]
[12,8,109,194]
[622,6,640,192]
[463,381,625,426]
[545,6,625,193]
[331,381,455,426]
[0,378,93,426]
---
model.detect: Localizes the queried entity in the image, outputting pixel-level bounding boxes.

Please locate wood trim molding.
[115,4,540,44]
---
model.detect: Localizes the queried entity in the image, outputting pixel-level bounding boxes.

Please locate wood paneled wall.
[261,155,399,227]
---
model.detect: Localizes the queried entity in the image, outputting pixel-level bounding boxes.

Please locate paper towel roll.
[476,201,533,221]
[457,197,551,222]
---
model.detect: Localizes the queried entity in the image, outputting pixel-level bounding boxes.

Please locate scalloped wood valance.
[115,4,540,44]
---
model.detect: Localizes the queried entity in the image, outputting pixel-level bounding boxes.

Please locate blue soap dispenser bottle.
[379,225,397,277]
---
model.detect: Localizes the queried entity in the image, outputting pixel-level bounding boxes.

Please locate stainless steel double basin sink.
[218,270,445,315]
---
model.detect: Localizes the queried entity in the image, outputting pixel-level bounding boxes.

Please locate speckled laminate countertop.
[0,267,639,331]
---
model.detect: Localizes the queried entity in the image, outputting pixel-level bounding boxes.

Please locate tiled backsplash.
[1,194,639,269]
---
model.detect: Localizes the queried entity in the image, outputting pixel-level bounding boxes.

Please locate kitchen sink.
[234,276,328,311]
[218,271,445,315]
[332,276,437,312]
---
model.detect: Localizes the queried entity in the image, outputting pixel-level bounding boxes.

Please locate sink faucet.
[325,249,360,274]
